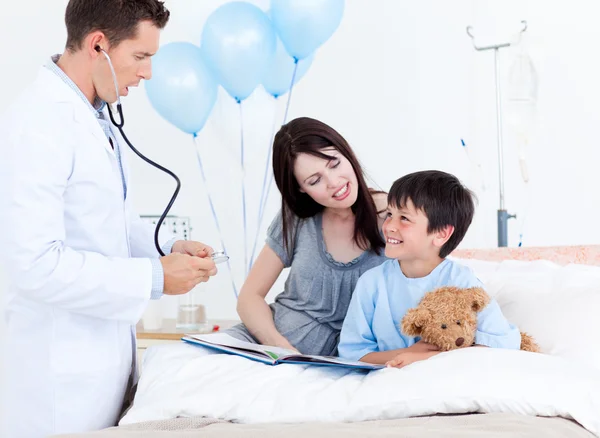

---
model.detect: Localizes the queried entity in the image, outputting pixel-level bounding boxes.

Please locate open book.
[182,333,384,371]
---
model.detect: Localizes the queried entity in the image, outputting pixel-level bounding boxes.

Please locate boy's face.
[382,199,446,261]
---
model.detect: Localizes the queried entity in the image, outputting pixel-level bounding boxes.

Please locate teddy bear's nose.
[455,337,465,347]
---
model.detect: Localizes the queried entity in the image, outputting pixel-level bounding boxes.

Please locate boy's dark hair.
[388,170,476,258]
[65,0,170,52]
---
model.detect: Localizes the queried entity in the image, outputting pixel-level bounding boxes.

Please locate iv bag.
[506,51,538,138]
[507,40,538,183]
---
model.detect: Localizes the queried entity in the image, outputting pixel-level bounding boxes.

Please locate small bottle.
[176,284,210,331]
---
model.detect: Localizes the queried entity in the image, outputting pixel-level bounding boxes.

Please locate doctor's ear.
[87,31,108,56]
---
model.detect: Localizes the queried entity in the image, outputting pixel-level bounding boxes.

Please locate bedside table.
[135,318,240,370]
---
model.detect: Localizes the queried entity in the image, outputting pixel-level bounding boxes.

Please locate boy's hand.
[385,350,440,368]
[407,340,440,353]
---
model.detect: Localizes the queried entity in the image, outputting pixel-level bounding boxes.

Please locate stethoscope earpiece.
[97,46,123,112]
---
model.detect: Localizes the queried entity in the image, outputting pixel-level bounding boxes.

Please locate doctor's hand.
[171,240,214,258]
[160,253,217,295]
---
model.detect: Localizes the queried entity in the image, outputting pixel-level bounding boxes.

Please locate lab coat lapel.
[39,66,115,155]
[107,112,132,185]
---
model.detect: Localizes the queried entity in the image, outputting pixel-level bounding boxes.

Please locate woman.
[226,117,388,356]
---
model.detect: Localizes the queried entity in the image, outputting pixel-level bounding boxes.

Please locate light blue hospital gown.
[225,211,388,356]
[337,258,522,361]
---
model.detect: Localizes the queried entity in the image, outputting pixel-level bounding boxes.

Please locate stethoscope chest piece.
[211,250,229,264]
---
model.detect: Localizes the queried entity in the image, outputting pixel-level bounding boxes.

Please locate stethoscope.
[95,46,229,264]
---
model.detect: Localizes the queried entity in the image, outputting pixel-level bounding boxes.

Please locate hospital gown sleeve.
[337,272,379,361]
[475,299,522,349]
[0,131,154,323]
[460,270,521,349]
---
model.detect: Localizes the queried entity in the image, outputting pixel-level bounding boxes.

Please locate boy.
[338,170,521,367]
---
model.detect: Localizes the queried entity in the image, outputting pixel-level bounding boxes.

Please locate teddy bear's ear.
[401,308,431,337]
[465,287,490,312]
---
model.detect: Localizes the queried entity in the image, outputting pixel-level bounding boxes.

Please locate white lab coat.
[0,64,169,437]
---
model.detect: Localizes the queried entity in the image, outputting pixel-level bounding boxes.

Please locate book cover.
[182,333,384,371]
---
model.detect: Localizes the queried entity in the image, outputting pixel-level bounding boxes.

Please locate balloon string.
[282,59,299,124]
[248,100,279,272]
[239,102,249,279]
[192,133,239,298]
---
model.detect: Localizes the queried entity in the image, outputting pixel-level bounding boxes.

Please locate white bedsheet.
[120,343,600,436]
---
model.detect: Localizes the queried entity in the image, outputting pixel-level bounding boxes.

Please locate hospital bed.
[54,245,600,438]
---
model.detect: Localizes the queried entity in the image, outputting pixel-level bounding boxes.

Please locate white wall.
[2,0,600,320]
[0,261,5,434]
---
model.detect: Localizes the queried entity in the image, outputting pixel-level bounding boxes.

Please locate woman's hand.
[274,338,300,353]
[236,245,288,348]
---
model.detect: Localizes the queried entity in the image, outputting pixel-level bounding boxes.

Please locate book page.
[187,333,297,360]
[280,354,384,369]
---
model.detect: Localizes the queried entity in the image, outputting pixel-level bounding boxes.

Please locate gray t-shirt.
[225,211,388,356]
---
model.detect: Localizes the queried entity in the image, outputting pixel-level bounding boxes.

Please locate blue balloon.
[271,0,344,61]
[145,42,217,135]
[262,37,314,98]
[201,2,276,102]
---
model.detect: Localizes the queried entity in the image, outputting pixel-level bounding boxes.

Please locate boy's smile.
[383,199,431,260]
[383,198,454,278]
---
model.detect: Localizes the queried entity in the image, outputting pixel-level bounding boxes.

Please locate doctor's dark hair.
[64,0,170,51]
[388,170,476,258]
[272,117,385,256]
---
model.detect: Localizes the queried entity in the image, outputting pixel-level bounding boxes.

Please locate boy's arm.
[453,268,522,349]
[364,342,439,365]
[337,276,380,362]
[475,299,522,349]
[384,349,441,368]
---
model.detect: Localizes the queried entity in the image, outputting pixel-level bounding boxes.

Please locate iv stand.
[466,20,527,247]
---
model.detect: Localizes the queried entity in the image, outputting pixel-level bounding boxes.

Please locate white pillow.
[448,256,500,284]
[455,258,600,371]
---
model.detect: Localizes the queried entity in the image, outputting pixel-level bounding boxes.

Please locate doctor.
[0,1,218,437]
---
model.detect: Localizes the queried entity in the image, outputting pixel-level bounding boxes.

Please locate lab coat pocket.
[68,145,124,204]
[50,312,121,375]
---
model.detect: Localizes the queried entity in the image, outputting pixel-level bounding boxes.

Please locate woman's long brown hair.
[272,117,385,257]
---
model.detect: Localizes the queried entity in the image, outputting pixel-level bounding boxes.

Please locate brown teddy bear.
[401,286,540,353]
